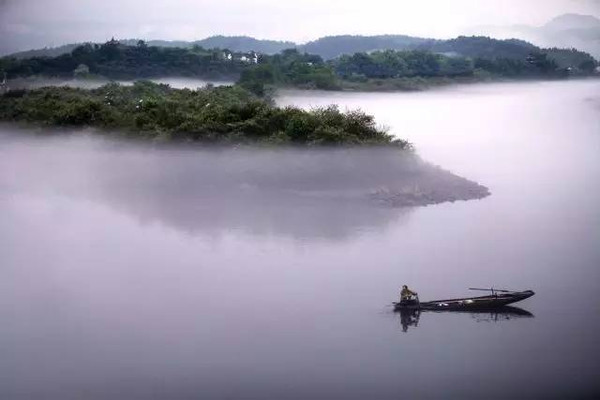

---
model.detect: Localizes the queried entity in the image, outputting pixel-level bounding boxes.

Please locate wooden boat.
[394,288,534,312]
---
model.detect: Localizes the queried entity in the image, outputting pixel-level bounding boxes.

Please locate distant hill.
[3,35,550,62]
[9,40,194,59]
[298,35,594,69]
[467,13,600,59]
[544,13,600,31]
[9,43,85,59]
[119,39,196,49]
[298,35,432,59]
[424,37,538,59]
[193,36,294,54]
[119,37,295,54]
[9,36,296,59]
[5,33,596,69]
[297,35,541,61]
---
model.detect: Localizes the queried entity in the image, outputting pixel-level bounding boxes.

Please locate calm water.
[1,80,600,399]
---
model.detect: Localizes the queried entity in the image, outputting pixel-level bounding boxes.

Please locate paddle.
[469,288,513,293]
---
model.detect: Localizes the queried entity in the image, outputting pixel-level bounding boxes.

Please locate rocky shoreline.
[368,165,490,207]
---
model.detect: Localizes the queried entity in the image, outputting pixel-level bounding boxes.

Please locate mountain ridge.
[3,22,598,67]
[544,13,600,30]
[467,13,600,59]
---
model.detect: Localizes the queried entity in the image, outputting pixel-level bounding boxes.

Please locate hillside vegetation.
[1,35,598,99]
[0,81,409,147]
[0,39,251,80]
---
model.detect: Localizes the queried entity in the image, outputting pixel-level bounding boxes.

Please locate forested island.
[0,80,492,208]
[0,81,409,146]
[239,45,595,93]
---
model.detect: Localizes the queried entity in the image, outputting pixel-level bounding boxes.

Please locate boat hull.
[394,290,535,312]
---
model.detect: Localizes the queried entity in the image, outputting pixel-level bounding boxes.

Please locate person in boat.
[400,285,418,301]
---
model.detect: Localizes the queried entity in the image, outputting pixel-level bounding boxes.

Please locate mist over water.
[0,132,419,240]
[7,77,235,91]
[1,80,600,399]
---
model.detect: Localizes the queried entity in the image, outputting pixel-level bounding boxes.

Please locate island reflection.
[1,128,421,241]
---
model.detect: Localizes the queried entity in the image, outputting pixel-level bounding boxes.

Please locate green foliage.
[332,48,574,82]
[239,49,339,94]
[472,52,561,77]
[427,36,538,60]
[239,64,276,95]
[0,81,409,148]
[333,50,475,79]
[0,41,256,80]
[545,48,598,72]
[1,37,596,97]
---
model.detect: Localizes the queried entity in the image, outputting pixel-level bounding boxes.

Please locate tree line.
[0,39,255,80]
[1,38,597,97]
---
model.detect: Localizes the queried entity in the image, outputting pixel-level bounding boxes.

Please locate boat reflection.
[398,306,534,333]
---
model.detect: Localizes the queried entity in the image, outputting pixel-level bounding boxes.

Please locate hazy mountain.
[299,35,590,68]
[467,13,600,59]
[9,35,434,60]
[8,43,85,59]
[120,39,196,48]
[194,36,294,54]
[7,36,295,59]
[4,32,596,70]
[8,40,193,59]
[298,35,433,60]
[121,37,295,53]
[544,13,600,31]
[425,37,538,59]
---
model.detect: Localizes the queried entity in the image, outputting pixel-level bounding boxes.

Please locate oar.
[469,287,513,293]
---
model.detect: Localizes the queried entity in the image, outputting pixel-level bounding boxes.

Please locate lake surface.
[1,80,600,399]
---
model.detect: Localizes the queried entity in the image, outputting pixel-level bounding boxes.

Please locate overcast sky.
[1,0,599,54]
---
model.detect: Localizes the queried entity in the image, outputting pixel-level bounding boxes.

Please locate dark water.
[1,80,599,399]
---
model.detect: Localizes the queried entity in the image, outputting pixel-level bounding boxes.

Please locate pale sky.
[1,0,599,54]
